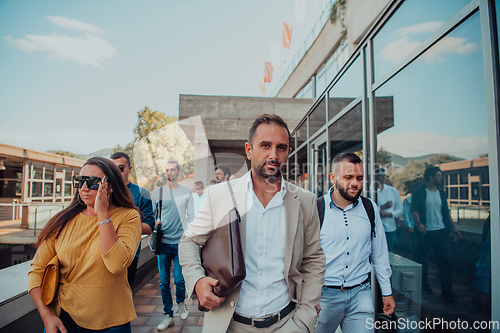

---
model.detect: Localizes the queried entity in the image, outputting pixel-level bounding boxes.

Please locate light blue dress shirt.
[320,187,393,296]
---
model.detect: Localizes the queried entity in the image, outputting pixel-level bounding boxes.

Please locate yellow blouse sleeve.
[28,235,56,293]
[101,209,141,274]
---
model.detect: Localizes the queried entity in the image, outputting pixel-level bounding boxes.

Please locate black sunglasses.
[73,175,102,190]
[117,165,126,172]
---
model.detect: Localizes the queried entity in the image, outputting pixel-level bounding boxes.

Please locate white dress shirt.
[375,184,403,233]
[235,171,291,317]
[192,192,206,216]
[320,187,393,296]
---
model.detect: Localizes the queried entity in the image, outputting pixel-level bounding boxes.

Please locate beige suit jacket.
[179,174,325,333]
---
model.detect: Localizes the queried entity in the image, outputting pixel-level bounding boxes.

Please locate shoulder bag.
[149,187,163,254]
[198,181,246,311]
[40,255,60,306]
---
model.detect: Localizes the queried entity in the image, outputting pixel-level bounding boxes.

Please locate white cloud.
[380,36,420,64]
[378,131,488,160]
[394,21,443,38]
[46,16,103,36]
[4,17,115,68]
[422,36,477,63]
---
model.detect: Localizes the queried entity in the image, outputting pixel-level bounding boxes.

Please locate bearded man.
[315,152,395,333]
[179,114,325,333]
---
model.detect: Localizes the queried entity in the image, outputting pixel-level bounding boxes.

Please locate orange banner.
[264,62,273,83]
[282,21,292,49]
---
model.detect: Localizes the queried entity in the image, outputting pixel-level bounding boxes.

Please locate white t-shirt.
[425,189,446,231]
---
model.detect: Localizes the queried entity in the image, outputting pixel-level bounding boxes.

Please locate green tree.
[377,147,392,166]
[133,107,177,143]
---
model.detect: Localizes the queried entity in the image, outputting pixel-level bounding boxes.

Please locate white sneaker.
[157,314,173,331]
[178,301,189,320]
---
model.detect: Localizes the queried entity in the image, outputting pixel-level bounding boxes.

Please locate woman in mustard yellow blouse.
[28,157,142,333]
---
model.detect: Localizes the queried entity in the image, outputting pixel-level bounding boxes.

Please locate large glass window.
[296,121,307,148]
[328,55,363,121]
[296,146,308,190]
[375,11,491,328]
[372,0,471,83]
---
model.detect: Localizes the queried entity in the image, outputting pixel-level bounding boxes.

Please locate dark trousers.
[415,228,453,294]
[56,308,131,333]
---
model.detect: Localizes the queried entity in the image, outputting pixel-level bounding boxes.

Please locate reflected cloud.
[4,16,115,68]
[422,36,477,63]
[394,21,443,38]
[381,21,477,64]
[378,131,488,160]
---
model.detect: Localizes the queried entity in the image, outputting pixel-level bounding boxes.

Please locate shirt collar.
[246,170,287,200]
[326,186,360,210]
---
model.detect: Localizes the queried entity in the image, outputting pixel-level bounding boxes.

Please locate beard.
[253,158,282,183]
[336,180,362,202]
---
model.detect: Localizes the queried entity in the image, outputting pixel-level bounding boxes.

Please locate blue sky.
[0,0,323,154]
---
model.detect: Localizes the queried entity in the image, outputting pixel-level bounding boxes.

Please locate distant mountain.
[387,152,464,167]
[48,148,114,160]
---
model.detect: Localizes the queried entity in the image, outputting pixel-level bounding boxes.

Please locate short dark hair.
[110,152,130,166]
[248,114,291,148]
[210,180,217,184]
[332,152,362,169]
[166,160,180,170]
[195,181,204,187]
[374,167,386,175]
[424,166,441,182]
[216,165,231,177]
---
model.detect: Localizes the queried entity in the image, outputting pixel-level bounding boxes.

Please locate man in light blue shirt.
[316,152,395,333]
[192,181,206,216]
[152,160,194,331]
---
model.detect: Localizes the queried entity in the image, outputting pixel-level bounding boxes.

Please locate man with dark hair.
[215,165,231,183]
[180,114,325,333]
[316,152,395,333]
[373,167,403,251]
[110,152,155,286]
[152,160,194,330]
[411,166,460,301]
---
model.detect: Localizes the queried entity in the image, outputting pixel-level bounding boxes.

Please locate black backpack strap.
[317,196,325,229]
[361,196,376,238]
[156,187,163,221]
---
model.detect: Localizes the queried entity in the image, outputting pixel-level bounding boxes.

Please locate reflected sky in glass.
[328,55,362,121]
[376,12,486,160]
[373,0,471,83]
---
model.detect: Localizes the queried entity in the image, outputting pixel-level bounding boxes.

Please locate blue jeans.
[157,243,186,316]
[47,308,131,332]
[316,282,374,333]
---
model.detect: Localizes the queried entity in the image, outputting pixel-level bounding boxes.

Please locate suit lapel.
[283,182,299,282]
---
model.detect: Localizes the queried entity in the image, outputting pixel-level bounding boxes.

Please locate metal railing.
[0,202,69,235]
[269,0,336,97]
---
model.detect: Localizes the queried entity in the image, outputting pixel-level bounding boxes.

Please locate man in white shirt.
[374,168,403,251]
[179,114,325,333]
[192,181,206,216]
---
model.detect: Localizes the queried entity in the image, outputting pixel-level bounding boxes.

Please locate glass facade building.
[287,0,499,330]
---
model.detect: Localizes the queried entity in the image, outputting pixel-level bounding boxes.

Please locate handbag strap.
[226,180,238,211]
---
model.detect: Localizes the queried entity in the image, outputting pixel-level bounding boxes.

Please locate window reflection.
[309,98,326,137]
[296,121,307,148]
[328,55,362,121]
[372,0,470,82]
[329,103,362,159]
[375,11,491,328]
[296,147,308,190]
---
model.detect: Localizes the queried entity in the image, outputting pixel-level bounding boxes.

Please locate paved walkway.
[132,272,203,333]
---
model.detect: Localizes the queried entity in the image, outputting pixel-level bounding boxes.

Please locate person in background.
[373,168,403,251]
[215,164,231,183]
[28,157,141,333]
[111,152,155,287]
[209,179,217,186]
[152,160,194,331]
[192,181,206,216]
[411,166,461,301]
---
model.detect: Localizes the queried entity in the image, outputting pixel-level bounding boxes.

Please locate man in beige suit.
[179,114,325,333]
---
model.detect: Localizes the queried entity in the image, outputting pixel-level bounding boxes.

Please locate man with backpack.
[316,152,395,333]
